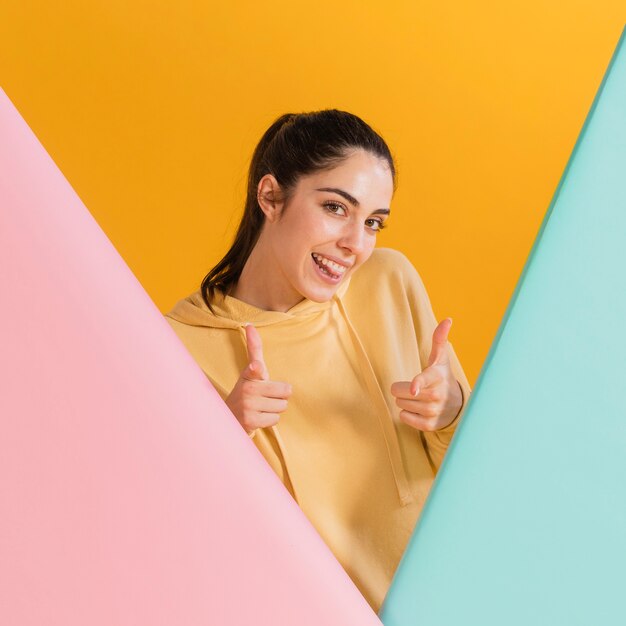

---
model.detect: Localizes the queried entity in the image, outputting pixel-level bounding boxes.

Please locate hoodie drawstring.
[333,294,414,507]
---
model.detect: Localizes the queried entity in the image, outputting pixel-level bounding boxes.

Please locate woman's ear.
[257,174,285,223]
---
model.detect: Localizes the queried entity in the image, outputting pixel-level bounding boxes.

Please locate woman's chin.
[301,280,341,303]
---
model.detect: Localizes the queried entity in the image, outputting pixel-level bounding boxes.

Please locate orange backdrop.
[1,1,624,383]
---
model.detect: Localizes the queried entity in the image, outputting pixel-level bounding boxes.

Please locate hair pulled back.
[201,109,397,310]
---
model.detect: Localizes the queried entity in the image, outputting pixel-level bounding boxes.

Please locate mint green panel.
[381,27,626,626]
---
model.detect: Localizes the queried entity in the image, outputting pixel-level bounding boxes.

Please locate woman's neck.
[229,240,304,313]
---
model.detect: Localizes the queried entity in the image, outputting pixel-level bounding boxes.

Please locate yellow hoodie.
[165,247,472,612]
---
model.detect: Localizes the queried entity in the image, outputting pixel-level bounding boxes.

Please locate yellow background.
[1,2,624,384]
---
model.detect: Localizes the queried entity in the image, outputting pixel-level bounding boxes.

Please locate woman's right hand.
[225,323,292,436]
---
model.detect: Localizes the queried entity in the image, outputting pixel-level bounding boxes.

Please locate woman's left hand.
[390,318,463,431]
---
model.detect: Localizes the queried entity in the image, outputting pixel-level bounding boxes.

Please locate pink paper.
[0,88,381,626]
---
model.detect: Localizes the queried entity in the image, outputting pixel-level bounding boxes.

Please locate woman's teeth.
[312,253,347,277]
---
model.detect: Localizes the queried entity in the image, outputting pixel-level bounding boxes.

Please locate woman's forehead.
[301,158,394,206]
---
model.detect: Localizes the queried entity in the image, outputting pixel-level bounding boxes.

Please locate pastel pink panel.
[0,88,381,626]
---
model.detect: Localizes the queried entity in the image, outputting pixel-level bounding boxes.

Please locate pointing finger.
[262,380,293,399]
[242,379,292,398]
[390,381,412,399]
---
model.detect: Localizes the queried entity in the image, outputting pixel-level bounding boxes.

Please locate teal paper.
[380,26,626,626]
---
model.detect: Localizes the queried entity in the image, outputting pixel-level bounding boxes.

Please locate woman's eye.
[366,218,386,232]
[323,201,346,215]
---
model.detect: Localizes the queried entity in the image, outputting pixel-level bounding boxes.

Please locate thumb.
[244,323,269,381]
[242,359,269,382]
[427,317,452,367]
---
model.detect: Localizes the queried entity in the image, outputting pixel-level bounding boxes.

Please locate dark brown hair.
[201,109,397,310]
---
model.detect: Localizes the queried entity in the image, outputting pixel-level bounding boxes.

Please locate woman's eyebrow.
[315,187,390,214]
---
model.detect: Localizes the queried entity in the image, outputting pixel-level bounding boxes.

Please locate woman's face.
[258,149,394,308]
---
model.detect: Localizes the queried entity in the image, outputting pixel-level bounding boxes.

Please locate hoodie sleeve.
[399,253,473,472]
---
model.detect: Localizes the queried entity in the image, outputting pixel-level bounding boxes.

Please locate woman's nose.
[337,221,366,255]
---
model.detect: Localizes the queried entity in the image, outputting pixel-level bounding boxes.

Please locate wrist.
[436,380,464,432]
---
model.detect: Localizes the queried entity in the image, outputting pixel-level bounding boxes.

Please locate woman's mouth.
[311,253,347,283]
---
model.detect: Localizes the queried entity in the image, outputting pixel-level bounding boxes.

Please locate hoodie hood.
[166,274,413,507]
[166,274,351,329]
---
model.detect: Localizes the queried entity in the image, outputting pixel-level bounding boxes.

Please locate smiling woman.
[165,110,472,613]
[230,149,393,311]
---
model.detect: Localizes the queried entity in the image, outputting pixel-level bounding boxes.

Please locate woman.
[165,109,472,612]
